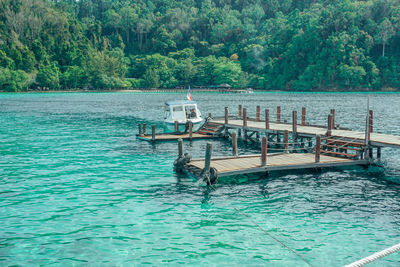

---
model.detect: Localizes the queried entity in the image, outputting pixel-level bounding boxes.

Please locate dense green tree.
[0,68,30,92]
[36,62,61,89]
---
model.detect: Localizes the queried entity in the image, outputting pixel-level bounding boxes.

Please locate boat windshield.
[171,106,186,120]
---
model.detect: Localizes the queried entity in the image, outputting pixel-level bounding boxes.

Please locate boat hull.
[164,120,203,133]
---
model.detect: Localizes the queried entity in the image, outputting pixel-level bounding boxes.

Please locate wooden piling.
[243,108,247,127]
[292,111,297,133]
[330,109,335,128]
[178,138,184,158]
[256,105,260,121]
[204,143,212,174]
[143,123,147,135]
[232,132,238,157]
[189,121,193,140]
[208,113,212,118]
[265,109,270,129]
[277,106,281,123]
[301,107,306,126]
[284,130,289,153]
[152,125,156,142]
[238,105,242,118]
[369,110,373,133]
[174,121,178,132]
[315,135,321,163]
[327,114,332,136]
[261,137,268,166]
[139,124,142,136]
[377,147,381,159]
[225,107,229,124]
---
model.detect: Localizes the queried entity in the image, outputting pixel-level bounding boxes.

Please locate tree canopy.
[0,0,399,91]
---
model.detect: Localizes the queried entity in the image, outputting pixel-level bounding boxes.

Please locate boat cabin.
[164,100,202,125]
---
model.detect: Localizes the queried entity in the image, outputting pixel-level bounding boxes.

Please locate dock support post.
[261,137,268,166]
[284,130,289,153]
[265,109,270,129]
[204,143,212,175]
[189,121,193,140]
[327,114,332,136]
[238,105,242,118]
[369,110,373,133]
[277,106,281,123]
[208,113,212,119]
[139,124,143,136]
[364,111,371,160]
[178,138,184,158]
[174,121,178,132]
[143,124,147,135]
[224,107,229,124]
[292,111,298,149]
[243,108,247,127]
[330,109,335,128]
[152,125,156,142]
[256,105,260,121]
[315,135,321,163]
[232,132,238,157]
[301,107,306,126]
[377,147,381,160]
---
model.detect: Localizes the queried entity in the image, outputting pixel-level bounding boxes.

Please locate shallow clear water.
[0,92,399,266]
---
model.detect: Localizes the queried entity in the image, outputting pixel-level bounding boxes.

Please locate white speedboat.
[164,100,203,132]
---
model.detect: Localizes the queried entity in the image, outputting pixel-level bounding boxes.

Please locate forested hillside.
[0,0,399,91]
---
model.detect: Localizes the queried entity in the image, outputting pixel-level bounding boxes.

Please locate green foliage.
[0,0,400,91]
[0,68,30,92]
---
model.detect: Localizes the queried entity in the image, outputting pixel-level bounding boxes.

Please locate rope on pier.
[343,243,400,267]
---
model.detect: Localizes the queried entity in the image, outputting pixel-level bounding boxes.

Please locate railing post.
[238,104,242,118]
[277,106,281,123]
[327,114,332,136]
[189,121,193,140]
[232,132,238,157]
[174,121,178,132]
[369,110,373,133]
[143,123,147,135]
[301,107,306,126]
[138,124,142,136]
[315,135,321,163]
[256,105,260,121]
[204,143,212,174]
[284,130,289,153]
[265,109,269,129]
[292,110,297,134]
[178,138,184,158]
[152,125,156,142]
[261,136,268,166]
[225,107,229,124]
[243,108,247,127]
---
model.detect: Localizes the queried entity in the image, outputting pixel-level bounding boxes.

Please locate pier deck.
[212,119,400,148]
[185,153,368,178]
[137,132,218,142]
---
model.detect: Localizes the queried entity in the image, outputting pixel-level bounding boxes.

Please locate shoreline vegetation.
[1,1,400,93]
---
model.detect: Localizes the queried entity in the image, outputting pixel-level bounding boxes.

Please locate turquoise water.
[1,92,399,266]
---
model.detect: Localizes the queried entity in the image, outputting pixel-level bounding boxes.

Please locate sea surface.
[0,92,399,266]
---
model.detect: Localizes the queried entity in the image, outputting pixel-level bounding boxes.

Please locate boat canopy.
[165,100,197,106]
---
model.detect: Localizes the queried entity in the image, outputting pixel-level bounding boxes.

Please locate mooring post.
[243,108,247,127]
[204,143,212,174]
[238,104,242,118]
[178,138,184,158]
[174,121,178,132]
[208,113,212,119]
[284,130,289,153]
[224,107,229,124]
[265,109,270,129]
[277,106,281,123]
[152,125,156,142]
[369,110,373,133]
[261,136,268,166]
[315,135,321,163]
[301,107,306,126]
[143,123,147,135]
[330,109,335,128]
[327,114,332,136]
[232,132,238,157]
[377,147,381,160]
[292,111,298,149]
[256,105,260,121]
[365,111,371,160]
[189,121,193,140]
[138,124,142,136]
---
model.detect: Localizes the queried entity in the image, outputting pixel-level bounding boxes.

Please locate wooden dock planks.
[137,132,218,142]
[186,153,367,177]
[212,119,400,148]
